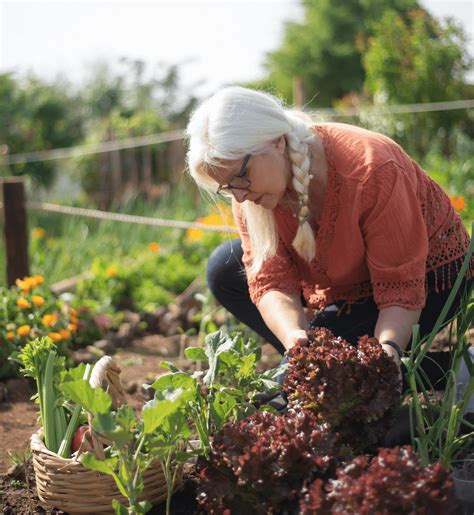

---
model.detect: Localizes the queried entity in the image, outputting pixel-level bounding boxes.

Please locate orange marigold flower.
[70,308,78,317]
[42,313,59,327]
[6,332,15,340]
[60,329,71,340]
[15,278,32,293]
[149,242,161,253]
[68,323,78,333]
[31,295,45,307]
[17,325,31,336]
[32,227,46,240]
[48,332,62,342]
[450,195,466,212]
[106,266,118,277]
[33,275,44,285]
[17,298,31,309]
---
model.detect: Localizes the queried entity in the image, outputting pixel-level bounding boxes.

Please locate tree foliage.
[256,0,419,107]
[361,8,472,157]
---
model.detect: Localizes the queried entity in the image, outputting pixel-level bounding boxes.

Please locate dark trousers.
[207,238,473,391]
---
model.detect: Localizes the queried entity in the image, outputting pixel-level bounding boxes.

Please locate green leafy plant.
[404,227,474,467]
[60,368,192,515]
[151,330,284,457]
[15,337,68,453]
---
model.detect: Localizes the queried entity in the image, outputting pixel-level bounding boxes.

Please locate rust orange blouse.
[232,123,472,312]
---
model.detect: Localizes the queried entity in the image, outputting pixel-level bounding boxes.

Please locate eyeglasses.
[216,154,251,196]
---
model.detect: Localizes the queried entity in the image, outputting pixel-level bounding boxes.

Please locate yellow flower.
[60,329,71,340]
[31,295,45,307]
[32,227,46,240]
[68,323,78,333]
[15,278,32,293]
[149,242,161,253]
[17,298,31,309]
[186,209,238,242]
[450,195,466,212]
[33,275,44,285]
[42,313,59,327]
[6,332,15,340]
[17,325,31,337]
[106,266,118,278]
[48,332,62,342]
[15,275,44,293]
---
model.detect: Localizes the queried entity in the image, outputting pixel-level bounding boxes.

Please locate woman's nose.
[232,189,248,203]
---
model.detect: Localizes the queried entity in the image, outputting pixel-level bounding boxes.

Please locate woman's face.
[208,136,293,210]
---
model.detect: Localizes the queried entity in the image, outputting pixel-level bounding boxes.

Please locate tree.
[253,0,419,107]
[0,73,84,188]
[362,8,472,157]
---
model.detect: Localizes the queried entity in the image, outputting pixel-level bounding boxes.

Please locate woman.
[184,86,473,392]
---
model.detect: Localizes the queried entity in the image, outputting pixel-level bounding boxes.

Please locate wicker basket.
[30,356,183,514]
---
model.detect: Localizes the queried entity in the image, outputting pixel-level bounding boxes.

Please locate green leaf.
[116,404,138,432]
[237,354,256,379]
[149,373,197,405]
[60,379,112,414]
[81,452,117,475]
[142,399,181,434]
[218,350,240,370]
[138,500,153,514]
[92,413,134,449]
[60,363,88,383]
[112,499,129,515]
[184,347,208,361]
[159,361,180,372]
[210,391,237,430]
[81,452,129,499]
[203,331,235,386]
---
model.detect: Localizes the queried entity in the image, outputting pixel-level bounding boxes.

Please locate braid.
[285,121,316,262]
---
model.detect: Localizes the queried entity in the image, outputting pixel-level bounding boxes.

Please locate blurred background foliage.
[0,0,472,287]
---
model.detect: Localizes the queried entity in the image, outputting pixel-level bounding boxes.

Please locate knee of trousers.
[206,240,244,298]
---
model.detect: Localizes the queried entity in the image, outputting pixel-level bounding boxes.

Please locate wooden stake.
[2,177,30,286]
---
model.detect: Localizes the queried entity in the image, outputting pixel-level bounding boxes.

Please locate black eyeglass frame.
[216,154,251,196]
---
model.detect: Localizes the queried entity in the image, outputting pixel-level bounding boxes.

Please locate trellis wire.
[23,201,238,233]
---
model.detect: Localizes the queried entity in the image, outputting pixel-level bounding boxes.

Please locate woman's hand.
[381,343,403,393]
[284,329,308,352]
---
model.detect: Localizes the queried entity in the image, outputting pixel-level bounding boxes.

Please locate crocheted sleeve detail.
[232,202,301,306]
[360,160,429,310]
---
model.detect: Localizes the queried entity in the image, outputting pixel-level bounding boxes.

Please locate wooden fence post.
[1,177,30,287]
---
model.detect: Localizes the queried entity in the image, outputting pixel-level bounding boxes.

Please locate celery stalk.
[58,364,92,458]
[43,350,58,452]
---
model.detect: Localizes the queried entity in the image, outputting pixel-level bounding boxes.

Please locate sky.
[0,0,473,103]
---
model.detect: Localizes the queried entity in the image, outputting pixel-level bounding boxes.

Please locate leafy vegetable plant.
[196,409,339,514]
[176,330,284,455]
[16,337,68,453]
[300,445,454,514]
[283,327,401,452]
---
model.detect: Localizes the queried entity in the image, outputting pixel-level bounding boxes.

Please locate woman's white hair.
[184,86,316,276]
